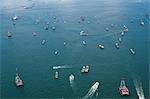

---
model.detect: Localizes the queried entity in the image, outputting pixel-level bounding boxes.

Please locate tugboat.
[98,44,104,49]
[7,31,12,37]
[15,68,23,87]
[119,79,129,96]
[80,31,88,36]
[81,65,89,73]
[130,49,135,55]
[115,42,119,49]
[55,71,59,79]
[41,39,46,45]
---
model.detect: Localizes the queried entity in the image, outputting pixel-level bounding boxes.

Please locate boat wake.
[82,82,99,99]
[133,79,145,99]
[69,74,78,95]
[52,64,73,70]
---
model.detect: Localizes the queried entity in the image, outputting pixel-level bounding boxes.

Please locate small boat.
[105,27,109,31]
[33,32,37,36]
[12,15,19,21]
[119,79,129,96]
[123,28,129,32]
[7,31,12,37]
[80,16,85,21]
[140,21,144,25]
[80,31,88,36]
[115,42,119,49]
[55,71,59,79]
[130,49,135,55]
[81,65,89,73]
[123,25,127,29]
[69,74,74,80]
[44,25,48,30]
[52,26,56,30]
[63,42,66,46]
[98,44,104,49]
[121,31,125,36]
[41,39,46,45]
[82,40,86,45]
[119,38,122,43]
[54,50,58,55]
[15,68,23,87]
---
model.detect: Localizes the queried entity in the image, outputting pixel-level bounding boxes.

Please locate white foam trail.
[82,82,100,99]
[69,74,78,95]
[52,64,73,69]
[133,79,145,99]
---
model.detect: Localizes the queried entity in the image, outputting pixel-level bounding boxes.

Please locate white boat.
[119,38,122,43]
[130,49,135,55]
[12,15,18,21]
[82,40,86,45]
[140,21,144,25]
[119,79,129,96]
[115,42,119,49]
[80,31,88,36]
[54,51,58,55]
[52,26,56,30]
[98,44,104,49]
[7,31,12,37]
[121,31,125,36]
[55,71,59,79]
[41,40,46,45]
[123,25,127,29]
[63,42,66,46]
[15,68,23,87]
[81,65,89,73]
[69,74,74,80]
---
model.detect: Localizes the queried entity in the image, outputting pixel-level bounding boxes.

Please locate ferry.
[115,42,119,49]
[55,71,59,79]
[130,49,135,55]
[7,31,12,37]
[80,31,88,36]
[15,68,23,87]
[81,65,89,73]
[98,44,104,49]
[41,39,46,45]
[119,79,129,96]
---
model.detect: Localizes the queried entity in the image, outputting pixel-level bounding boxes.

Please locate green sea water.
[1,0,149,98]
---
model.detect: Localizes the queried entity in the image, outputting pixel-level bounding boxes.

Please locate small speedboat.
[140,21,144,25]
[98,44,104,49]
[54,50,58,55]
[15,68,23,87]
[44,25,48,30]
[119,79,129,96]
[121,31,125,36]
[119,38,122,43]
[12,15,19,21]
[81,65,89,73]
[82,40,86,45]
[80,31,88,36]
[52,26,56,30]
[55,71,59,79]
[115,42,119,49]
[7,31,12,37]
[41,40,46,45]
[69,74,74,80]
[130,49,135,55]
